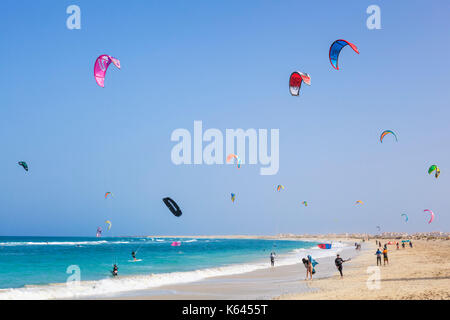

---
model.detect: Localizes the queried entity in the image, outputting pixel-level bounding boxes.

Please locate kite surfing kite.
[171,241,181,247]
[380,130,398,143]
[424,209,434,224]
[289,71,311,96]
[318,244,332,249]
[163,197,182,217]
[401,213,409,223]
[18,161,28,172]
[301,201,307,207]
[376,226,381,232]
[96,227,102,237]
[94,54,121,87]
[428,165,440,178]
[105,220,112,230]
[231,193,236,203]
[226,154,241,168]
[105,192,113,199]
[355,200,364,205]
[276,185,285,192]
[329,39,359,70]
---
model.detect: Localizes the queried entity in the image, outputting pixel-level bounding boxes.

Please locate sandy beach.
[279,239,450,300]
[94,238,450,300]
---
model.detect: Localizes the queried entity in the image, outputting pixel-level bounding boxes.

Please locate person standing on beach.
[270,252,276,267]
[396,242,399,250]
[334,254,350,278]
[382,248,389,265]
[409,241,413,248]
[375,249,382,266]
[402,242,405,249]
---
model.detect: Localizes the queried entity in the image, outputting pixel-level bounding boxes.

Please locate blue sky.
[0,1,449,236]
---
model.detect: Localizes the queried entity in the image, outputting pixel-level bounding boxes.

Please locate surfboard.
[128,259,143,262]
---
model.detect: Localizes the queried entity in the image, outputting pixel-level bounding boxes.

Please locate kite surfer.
[302,258,313,280]
[131,251,137,261]
[111,264,118,277]
[335,254,350,278]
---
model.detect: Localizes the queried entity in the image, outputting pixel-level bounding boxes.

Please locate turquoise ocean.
[0,236,346,299]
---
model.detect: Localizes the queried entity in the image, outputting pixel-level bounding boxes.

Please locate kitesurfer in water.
[111,264,118,277]
[131,251,137,261]
[335,254,350,278]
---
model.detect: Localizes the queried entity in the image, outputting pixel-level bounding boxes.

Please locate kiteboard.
[318,244,332,249]
[128,259,143,262]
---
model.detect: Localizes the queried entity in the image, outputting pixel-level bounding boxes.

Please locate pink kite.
[171,241,181,246]
[424,209,435,224]
[94,54,121,87]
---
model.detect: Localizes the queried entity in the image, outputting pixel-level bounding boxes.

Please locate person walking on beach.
[334,254,350,278]
[409,241,413,248]
[382,248,389,266]
[396,242,399,250]
[402,242,405,249]
[375,249,382,266]
[270,252,276,267]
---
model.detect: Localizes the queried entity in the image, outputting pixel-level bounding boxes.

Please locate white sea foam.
[0,241,130,246]
[0,241,352,300]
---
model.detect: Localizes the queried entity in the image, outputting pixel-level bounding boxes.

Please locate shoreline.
[95,240,358,300]
[2,236,448,299]
[0,237,354,299]
[279,239,450,300]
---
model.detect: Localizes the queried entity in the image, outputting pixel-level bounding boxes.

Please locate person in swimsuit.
[131,251,137,261]
[302,257,313,280]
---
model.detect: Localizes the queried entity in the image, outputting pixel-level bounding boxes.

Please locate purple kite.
[94,54,121,87]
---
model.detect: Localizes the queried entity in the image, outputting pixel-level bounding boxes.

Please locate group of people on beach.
[374,239,413,266]
[299,254,351,280]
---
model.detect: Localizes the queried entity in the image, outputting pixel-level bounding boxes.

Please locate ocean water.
[0,236,347,299]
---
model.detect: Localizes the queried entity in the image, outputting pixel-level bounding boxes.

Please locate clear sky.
[0,1,449,236]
